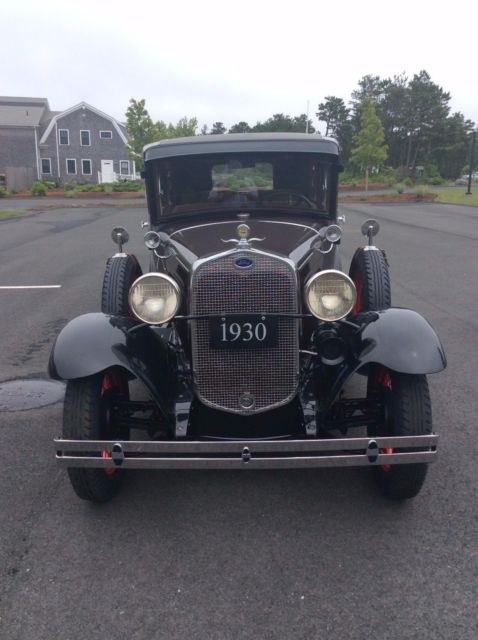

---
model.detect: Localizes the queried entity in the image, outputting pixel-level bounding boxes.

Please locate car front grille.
[191,250,299,415]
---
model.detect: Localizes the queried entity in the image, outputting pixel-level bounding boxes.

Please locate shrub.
[64,182,76,191]
[43,180,58,190]
[426,175,445,186]
[403,177,414,187]
[396,184,405,194]
[373,167,395,185]
[414,188,427,200]
[0,186,7,197]
[112,180,143,192]
[31,181,48,196]
[339,170,363,186]
[339,170,357,184]
[103,184,113,194]
[73,183,97,193]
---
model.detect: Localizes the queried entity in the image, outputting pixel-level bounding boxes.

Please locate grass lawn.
[435,187,478,206]
[0,210,30,219]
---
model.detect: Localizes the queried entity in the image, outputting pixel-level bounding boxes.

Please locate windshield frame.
[144,151,340,226]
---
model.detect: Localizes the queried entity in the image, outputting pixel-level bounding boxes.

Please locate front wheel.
[368,370,432,500]
[63,369,129,502]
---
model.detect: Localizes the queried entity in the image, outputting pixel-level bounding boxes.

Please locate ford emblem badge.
[235,257,253,269]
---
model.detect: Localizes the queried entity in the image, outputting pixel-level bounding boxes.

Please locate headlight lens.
[305,270,356,321]
[129,273,180,324]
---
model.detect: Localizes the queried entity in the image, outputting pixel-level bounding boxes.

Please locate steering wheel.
[261,190,315,208]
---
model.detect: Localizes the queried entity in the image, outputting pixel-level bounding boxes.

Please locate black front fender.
[49,313,176,410]
[358,308,446,374]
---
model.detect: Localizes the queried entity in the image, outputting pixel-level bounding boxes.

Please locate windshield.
[153,152,334,216]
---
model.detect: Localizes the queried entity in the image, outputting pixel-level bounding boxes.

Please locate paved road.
[0,202,477,639]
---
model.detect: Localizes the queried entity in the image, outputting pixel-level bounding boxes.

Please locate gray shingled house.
[0,97,136,190]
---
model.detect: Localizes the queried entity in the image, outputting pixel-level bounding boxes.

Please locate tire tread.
[375,373,432,500]
[350,248,391,310]
[63,376,123,502]
[101,255,141,315]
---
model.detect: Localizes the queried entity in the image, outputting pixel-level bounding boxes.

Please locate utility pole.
[305,101,309,134]
[466,130,476,195]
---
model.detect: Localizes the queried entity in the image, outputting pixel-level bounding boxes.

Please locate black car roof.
[143,133,339,162]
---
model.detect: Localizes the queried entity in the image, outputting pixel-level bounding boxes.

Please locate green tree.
[173,116,198,137]
[125,99,160,169]
[229,121,251,133]
[430,112,475,179]
[291,114,315,133]
[252,113,315,133]
[349,71,469,177]
[126,100,198,168]
[317,96,349,136]
[316,96,352,163]
[210,122,227,134]
[350,96,388,191]
[377,74,410,168]
[404,70,451,171]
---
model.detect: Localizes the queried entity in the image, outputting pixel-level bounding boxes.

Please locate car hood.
[162,216,324,264]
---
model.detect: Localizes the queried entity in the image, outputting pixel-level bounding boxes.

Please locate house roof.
[144,132,339,162]
[0,96,50,127]
[39,101,128,144]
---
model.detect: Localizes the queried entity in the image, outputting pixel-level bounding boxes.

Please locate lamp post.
[466,129,477,195]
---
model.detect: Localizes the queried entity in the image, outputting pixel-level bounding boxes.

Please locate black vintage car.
[50,133,446,503]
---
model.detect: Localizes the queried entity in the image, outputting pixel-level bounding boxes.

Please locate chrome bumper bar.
[54,435,438,470]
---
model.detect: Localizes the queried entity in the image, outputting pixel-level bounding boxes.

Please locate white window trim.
[80,130,91,146]
[41,158,52,175]
[99,130,113,139]
[81,159,92,175]
[66,158,77,175]
[120,160,130,176]
[59,129,70,145]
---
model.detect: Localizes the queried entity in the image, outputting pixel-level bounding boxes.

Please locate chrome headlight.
[129,273,180,324]
[305,270,356,321]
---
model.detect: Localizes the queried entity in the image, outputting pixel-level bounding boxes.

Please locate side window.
[59,129,69,145]
[80,130,91,146]
[41,158,52,174]
[66,159,77,175]
[82,159,92,175]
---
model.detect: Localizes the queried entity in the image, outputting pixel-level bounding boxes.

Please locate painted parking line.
[0,285,62,290]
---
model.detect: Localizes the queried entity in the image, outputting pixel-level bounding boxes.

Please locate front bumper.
[54,435,438,469]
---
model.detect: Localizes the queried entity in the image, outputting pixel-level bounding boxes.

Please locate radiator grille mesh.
[191,251,299,414]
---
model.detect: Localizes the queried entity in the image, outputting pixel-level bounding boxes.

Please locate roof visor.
[144,133,339,162]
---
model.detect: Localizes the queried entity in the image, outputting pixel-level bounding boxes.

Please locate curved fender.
[358,308,446,374]
[48,313,176,409]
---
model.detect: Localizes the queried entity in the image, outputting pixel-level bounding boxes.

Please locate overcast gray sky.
[2,0,477,132]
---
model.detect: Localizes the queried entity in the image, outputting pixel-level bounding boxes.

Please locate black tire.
[101,254,142,315]
[63,370,129,503]
[368,370,432,500]
[349,248,391,313]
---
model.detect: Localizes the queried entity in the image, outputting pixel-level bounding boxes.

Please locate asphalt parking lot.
[0,200,477,639]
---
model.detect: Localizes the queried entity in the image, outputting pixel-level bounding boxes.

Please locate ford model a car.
[50,133,446,503]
